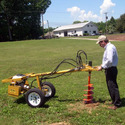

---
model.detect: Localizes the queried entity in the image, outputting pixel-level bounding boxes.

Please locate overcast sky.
[43,0,125,28]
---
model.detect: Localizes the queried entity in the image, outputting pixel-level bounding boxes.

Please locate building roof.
[54,22,91,32]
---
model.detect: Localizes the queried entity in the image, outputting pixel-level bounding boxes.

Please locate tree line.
[96,14,125,34]
[0,0,51,42]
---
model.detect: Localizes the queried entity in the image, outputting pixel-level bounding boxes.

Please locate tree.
[73,21,81,24]
[73,20,88,24]
[95,21,105,34]
[83,20,88,23]
[116,13,125,33]
[0,0,51,41]
[44,27,55,34]
[107,16,116,34]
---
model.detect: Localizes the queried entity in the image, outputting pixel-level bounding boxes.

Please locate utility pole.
[104,12,108,35]
[47,20,51,39]
[41,12,44,37]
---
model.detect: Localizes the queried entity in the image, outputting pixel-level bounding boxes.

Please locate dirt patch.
[49,102,100,125]
[107,34,125,41]
[68,34,125,41]
[50,122,70,125]
[68,101,100,114]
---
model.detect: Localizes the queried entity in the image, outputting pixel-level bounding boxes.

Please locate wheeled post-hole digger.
[2,50,98,108]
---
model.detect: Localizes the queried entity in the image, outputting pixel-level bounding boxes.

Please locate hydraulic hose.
[40,50,88,80]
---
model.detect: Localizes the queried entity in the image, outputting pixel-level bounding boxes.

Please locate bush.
[83,33,89,36]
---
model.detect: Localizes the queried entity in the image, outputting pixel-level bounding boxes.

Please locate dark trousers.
[105,67,121,107]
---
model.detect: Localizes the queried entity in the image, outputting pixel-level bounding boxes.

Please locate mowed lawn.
[0,38,125,125]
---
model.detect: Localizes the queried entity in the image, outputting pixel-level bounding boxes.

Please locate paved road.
[67,37,118,41]
[67,37,98,41]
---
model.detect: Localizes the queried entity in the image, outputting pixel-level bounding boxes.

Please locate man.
[97,35,121,110]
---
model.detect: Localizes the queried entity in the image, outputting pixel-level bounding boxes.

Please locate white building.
[53,22,98,37]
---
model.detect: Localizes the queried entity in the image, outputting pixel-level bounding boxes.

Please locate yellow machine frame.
[2,64,98,97]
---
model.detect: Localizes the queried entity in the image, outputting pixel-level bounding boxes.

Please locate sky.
[43,0,125,28]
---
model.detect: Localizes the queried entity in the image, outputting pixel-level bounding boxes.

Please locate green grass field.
[0,38,125,125]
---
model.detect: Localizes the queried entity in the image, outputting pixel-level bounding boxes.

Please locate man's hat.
[96,35,107,44]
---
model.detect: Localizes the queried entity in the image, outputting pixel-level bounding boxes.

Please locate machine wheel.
[41,82,56,98]
[25,88,45,108]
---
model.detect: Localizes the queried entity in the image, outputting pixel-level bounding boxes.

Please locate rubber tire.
[25,88,45,108]
[41,82,56,98]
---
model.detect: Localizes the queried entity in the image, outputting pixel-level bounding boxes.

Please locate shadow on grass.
[57,97,84,103]
[121,98,125,107]
[14,96,125,108]
[94,98,106,103]
[94,98,125,107]
[14,96,50,108]
[14,96,26,104]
